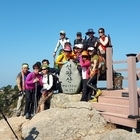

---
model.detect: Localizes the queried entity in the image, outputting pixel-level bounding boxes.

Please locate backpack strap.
[47,74,50,85]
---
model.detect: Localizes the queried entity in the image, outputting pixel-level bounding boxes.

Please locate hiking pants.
[25,89,36,115]
[16,93,25,115]
[87,73,98,99]
[80,79,89,101]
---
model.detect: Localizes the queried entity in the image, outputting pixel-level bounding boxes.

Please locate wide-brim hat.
[86,29,95,35]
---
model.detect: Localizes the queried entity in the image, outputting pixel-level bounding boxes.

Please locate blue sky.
[0,0,140,87]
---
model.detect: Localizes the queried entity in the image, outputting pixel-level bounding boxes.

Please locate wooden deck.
[92,88,140,129]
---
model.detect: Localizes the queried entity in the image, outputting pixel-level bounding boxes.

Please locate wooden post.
[106,46,113,90]
[126,54,139,118]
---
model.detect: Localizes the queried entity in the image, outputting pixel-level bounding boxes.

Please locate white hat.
[75,44,83,49]
[87,47,94,51]
[60,30,65,34]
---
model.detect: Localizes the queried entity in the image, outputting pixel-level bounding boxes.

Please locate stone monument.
[59,61,81,94]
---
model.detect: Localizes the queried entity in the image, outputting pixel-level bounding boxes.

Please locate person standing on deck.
[98,28,109,59]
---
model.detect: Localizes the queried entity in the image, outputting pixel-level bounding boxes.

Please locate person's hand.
[90,71,95,78]
[53,52,56,58]
[33,78,39,83]
[63,61,68,64]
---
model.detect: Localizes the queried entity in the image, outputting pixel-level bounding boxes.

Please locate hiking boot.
[25,113,30,119]
[89,97,97,102]
[94,89,102,98]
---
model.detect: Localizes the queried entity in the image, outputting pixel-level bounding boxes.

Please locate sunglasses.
[42,68,47,70]
[98,31,103,33]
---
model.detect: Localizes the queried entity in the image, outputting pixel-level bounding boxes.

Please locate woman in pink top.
[79,51,91,101]
[25,63,42,119]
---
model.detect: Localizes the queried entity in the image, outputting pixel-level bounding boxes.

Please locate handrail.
[113,60,127,64]
[114,68,140,72]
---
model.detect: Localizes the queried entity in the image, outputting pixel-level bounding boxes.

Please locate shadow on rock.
[24,127,39,140]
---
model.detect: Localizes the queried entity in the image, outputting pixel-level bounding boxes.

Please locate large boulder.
[50,93,82,108]
[59,61,81,94]
[22,102,107,140]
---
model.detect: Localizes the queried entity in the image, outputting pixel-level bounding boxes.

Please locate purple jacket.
[25,72,42,90]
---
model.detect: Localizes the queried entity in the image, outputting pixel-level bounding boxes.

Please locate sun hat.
[22,63,29,69]
[75,44,83,49]
[63,45,72,52]
[60,30,65,34]
[41,64,49,69]
[81,51,88,56]
[87,47,95,51]
[85,29,95,35]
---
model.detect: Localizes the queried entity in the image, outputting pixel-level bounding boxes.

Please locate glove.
[18,91,23,96]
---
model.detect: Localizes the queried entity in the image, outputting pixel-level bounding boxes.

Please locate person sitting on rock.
[37,64,53,113]
[87,46,102,102]
[16,63,30,117]
[25,63,43,119]
[55,45,73,69]
[79,51,91,101]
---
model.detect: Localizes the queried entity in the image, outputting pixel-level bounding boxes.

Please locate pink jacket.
[79,55,90,79]
[25,72,42,90]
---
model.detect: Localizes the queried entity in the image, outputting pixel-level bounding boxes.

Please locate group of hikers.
[16,28,111,119]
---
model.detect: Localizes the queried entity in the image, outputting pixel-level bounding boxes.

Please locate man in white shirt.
[53,30,70,58]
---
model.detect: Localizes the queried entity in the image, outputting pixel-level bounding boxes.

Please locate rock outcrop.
[50,93,81,108]
[0,94,140,140]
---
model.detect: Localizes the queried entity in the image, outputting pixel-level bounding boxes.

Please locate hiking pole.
[0,108,19,140]
[33,82,38,115]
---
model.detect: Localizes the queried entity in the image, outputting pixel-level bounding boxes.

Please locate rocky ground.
[0,94,140,140]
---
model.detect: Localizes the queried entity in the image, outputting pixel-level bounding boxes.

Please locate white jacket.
[54,38,70,53]
[42,74,53,90]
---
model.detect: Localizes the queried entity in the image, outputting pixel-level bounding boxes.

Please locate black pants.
[87,73,98,99]
[25,89,36,115]
[80,79,89,101]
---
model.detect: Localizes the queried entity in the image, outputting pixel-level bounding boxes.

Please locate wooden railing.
[106,46,140,118]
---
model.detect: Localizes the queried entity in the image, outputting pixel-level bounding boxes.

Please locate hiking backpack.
[47,73,59,91]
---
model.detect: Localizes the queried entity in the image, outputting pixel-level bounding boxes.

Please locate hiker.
[53,30,70,58]
[34,61,43,102]
[87,46,102,102]
[79,51,91,101]
[84,29,99,50]
[25,63,42,119]
[37,64,53,112]
[73,44,83,74]
[98,28,109,59]
[55,45,73,69]
[16,63,30,117]
[74,32,84,46]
